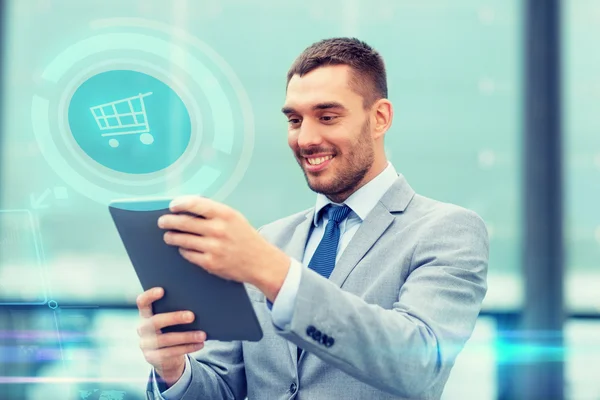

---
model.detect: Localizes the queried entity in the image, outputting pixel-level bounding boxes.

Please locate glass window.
[361,1,523,310]
[1,1,525,398]
[17,308,148,399]
[565,320,600,399]
[563,0,600,313]
[442,317,497,399]
[0,0,522,308]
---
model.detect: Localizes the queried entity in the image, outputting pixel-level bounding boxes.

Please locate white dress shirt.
[154,162,399,398]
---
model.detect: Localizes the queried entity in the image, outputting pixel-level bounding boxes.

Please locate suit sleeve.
[151,355,192,398]
[145,223,280,399]
[143,224,282,399]
[268,258,303,328]
[145,338,246,400]
[273,208,489,398]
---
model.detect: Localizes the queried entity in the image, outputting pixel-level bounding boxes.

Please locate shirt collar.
[313,162,399,226]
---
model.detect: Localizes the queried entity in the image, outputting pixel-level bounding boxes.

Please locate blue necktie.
[308,204,352,279]
[298,204,351,360]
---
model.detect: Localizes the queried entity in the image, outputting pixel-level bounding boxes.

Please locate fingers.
[163,231,204,249]
[138,310,196,336]
[164,232,221,254]
[144,343,205,365]
[158,213,207,236]
[136,287,164,319]
[169,196,227,220]
[158,213,228,239]
[136,288,199,336]
[135,287,206,375]
[139,330,206,351]
[179,248,210,269]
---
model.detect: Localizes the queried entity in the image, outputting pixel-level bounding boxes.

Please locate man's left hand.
[157,196,290,301]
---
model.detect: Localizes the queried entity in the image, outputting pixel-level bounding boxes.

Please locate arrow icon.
[30,188,51,209]
[29,187,69,210]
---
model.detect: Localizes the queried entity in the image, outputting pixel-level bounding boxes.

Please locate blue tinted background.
[0,0,599,399]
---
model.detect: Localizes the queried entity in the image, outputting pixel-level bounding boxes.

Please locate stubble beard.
[299,119,374,203]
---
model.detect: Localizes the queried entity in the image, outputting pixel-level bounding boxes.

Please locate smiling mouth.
[305,155,334,166]
[303,155,335,172]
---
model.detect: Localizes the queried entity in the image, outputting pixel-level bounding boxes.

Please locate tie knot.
[326,204,351,223]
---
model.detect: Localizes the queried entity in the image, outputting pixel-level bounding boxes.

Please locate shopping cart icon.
[89,92,154,148]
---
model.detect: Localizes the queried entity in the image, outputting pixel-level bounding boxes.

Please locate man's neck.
[326,159,389,204]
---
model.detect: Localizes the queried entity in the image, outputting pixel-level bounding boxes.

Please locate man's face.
[283,65,375,202]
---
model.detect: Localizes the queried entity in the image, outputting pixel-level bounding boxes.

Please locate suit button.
[306,325,316,336]
[325,337,335,347]
[312,330,322,342]
[320,334,328,345]
[289,382,297,393]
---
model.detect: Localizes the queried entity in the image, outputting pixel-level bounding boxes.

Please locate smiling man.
[137,37,489,400]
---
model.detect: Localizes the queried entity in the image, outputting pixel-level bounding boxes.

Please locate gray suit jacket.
[147,174,489,399]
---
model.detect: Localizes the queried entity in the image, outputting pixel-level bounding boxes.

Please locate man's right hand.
[136,287,206,387]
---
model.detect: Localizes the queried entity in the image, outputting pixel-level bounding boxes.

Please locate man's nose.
[297,121,323,148]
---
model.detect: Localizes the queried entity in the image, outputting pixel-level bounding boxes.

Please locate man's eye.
[288,119,301,124]
[321,116,336,122]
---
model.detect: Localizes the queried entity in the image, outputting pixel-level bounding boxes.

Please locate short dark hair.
[286,37,388,109]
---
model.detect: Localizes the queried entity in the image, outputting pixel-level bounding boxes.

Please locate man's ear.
[372,99,393,140]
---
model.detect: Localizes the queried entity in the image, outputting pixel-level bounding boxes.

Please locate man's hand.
[157,195,291,301]
[136,287,206,388]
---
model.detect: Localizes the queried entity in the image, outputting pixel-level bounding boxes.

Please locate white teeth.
[307,156,333,165]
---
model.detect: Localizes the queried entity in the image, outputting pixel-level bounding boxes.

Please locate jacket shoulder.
[256,206,312,239]
[409,193,486,225]
[401,194,488,249]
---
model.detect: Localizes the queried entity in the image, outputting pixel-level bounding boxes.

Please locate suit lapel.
[328,202,395,287]
[285,209,314,264]
[295,203,396,366]
[283,174,416,367]
[330,174,415,288]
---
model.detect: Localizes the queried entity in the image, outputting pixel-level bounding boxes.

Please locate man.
[136,37,489,399]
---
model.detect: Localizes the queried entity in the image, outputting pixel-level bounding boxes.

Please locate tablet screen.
[109,199,263,341]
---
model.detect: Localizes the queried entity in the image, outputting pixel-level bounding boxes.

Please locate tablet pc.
[109,198,263,342]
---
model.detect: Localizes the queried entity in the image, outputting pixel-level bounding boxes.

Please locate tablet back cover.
[109,202,263,342]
